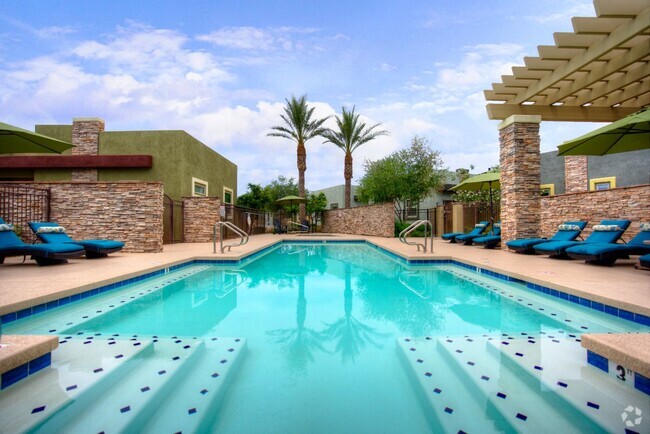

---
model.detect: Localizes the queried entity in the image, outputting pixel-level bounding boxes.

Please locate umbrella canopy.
[275,195,308,206]
[557,107,650,156]
[449,171,500,192]
[450,171,500,227]
[0,122,73,154]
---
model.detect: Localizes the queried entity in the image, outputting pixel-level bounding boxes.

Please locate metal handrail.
[214,221,249,253]
[399,220,433,253]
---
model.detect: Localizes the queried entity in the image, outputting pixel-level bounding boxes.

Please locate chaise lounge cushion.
[442,221,489,243]
[534,219,630,257]
[566,224,650,265]
[506,221,587,253]
[28,222,124,257]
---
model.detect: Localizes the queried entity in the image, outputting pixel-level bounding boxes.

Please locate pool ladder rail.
[399,220,433,253]
[213,221,249,253]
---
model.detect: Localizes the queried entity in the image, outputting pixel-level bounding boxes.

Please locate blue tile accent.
[619,310,635,322]
[587,350,609,373]
[635,372,649,396]
[1,364,28,389]
[28,353,51,374]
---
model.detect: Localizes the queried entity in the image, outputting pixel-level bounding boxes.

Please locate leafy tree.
[267,95,329,220]
[322,106,388,208]
[236,183,267,210]
[306,192,327,216]
[358,136,444,220]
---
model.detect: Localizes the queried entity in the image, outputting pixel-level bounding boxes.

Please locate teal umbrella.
[450,171,500,227]
[557,107,650,156]
[0,121,73,154]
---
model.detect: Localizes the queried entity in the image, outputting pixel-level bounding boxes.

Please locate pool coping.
[2,239,649,327]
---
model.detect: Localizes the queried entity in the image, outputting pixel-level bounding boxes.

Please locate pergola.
[483,0,649,245]
[485,0,649,123]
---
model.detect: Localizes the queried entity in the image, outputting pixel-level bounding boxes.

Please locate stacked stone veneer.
[322,202,394,237]
[71,118,104,182]
[183,197,221,242]
[6,181,163,252]
[540,184,650,240]
[565,155,588,193]
[499,116,542,245]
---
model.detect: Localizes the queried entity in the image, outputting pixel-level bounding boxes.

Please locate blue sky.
[0,0,605,192]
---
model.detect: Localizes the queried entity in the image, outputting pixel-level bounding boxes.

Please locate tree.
[322,106,388,208]
[267,95,329,220]
[236,183,267,210]
[358,136,444,220]
[236,176,299,211]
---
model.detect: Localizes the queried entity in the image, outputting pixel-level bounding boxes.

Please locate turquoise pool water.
[3,243,648,433]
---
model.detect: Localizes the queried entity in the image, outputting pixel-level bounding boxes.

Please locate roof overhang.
[485,0,650,122]
[0,155,153,169]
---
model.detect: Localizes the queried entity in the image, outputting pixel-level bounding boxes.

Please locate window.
[406,200,418,218]
[331,203,339,209]
[540,184,555,196]
[223,187,233,204]
[589,176,616,191]
[192,177,208,197]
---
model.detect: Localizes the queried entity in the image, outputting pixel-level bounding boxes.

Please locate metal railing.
[399,219,433,253]
[214,221,249,253]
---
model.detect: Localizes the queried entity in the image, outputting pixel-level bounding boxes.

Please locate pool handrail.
[399,220,433,253]
[214,221,249,253]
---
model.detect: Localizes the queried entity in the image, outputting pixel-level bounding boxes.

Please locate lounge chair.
[0,218,85,266]
[288,219,310,234]
[442,221,489,243]
[566,223,650,266]
[506,221,588,254]
[534,220,631,258]
[28,221,124,258]
[273,218,287,234]
[457,222,493,245]
[472,223,501,249]
[639,254,650,269]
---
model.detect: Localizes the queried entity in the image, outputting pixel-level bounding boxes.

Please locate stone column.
[183,197,221,242]
[564,155,588,193]
[499,115,542,246]
[71,117,104,181]
[452,203,464,233]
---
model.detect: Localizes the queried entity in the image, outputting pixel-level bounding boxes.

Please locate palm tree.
[322,106,388,208]
[267,95,329,220]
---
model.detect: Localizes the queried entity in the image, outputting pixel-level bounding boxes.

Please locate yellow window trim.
[540,183,555,196]
[589,176,616,191]
[192,177,208,197]
[223,186,234,204]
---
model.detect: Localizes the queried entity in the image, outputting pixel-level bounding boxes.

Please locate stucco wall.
[322,202,394,237]
[4,181,164,253]
[540,184,650,240]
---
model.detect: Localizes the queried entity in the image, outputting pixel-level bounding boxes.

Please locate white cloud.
[197,26,319,52]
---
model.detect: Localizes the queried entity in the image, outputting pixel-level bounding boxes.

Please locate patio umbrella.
[0,121,73,154]
[557,107,650,156]
[275,195,308,221]
[450,171,500,228]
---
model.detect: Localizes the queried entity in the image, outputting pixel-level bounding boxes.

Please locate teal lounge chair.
[0,218,84,266]
[29,221,124,258]
[534,220,631,258]
[506,221,588,254]
[472,223,501,249]
[639,254,650,268]
[457,222,493,245]
[442,221,489,243]
[566,223,650,266]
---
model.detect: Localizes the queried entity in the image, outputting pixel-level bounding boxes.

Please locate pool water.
[3,243,648,433]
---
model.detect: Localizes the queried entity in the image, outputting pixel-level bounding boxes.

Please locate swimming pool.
[2,242,648,433]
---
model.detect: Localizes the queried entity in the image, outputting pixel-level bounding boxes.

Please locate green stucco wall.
[32,125,237,201]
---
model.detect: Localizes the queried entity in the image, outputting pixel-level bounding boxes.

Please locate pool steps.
[399,334,649,433]
[488,336,650,433]
[0,336,153,433]
[0,334,245,433]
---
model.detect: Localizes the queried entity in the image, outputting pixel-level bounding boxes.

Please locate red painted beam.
[0,155,153,169]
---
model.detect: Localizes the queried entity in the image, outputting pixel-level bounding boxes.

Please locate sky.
[0,0,607,193]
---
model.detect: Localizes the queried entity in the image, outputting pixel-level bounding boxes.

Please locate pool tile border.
[587,350,649,396]
[1,240,649,328]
